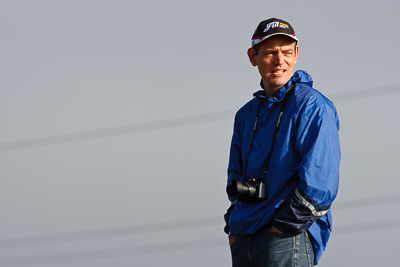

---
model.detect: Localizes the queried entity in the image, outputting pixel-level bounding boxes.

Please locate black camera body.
[226,178,267,203]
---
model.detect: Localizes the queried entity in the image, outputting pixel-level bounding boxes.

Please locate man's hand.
[270,225,285,234]
[228,235,238,246]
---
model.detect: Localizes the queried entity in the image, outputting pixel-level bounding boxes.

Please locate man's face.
[248,35,299,95]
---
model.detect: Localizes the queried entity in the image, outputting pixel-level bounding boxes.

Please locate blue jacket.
[225,70,340,265]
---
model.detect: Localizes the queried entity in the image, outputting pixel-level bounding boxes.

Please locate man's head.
[248,18,299,96]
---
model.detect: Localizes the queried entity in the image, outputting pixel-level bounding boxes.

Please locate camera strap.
[244,82,295,182]
[261,83,294,182]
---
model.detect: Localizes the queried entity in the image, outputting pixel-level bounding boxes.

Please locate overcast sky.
[1,0,400,266]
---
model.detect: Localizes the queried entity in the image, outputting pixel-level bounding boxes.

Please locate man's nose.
[274,52,285,65]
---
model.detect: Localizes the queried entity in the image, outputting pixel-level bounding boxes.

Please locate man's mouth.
[271,70,286,74]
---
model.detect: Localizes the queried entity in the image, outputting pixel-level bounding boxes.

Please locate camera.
[226,179,267,202]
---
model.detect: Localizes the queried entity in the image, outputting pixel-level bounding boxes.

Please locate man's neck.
[262,77,293,98]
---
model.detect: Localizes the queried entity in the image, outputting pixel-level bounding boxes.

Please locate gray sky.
[1,0,400,266]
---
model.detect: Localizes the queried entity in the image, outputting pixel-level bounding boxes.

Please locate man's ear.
[294,45,299,64]
[247,47,258,66]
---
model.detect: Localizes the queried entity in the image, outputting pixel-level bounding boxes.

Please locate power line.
[1,218,400,266]
[2,193,400,249]
[328,83,400,102]
[0,110,235,152]
[0,237,226,266]
[332,193,400,211]
[1,83,399,152]
[334,218,400,235]
[0,216,221,249]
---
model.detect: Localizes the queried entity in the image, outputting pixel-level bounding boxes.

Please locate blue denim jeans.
[230,227,314,267]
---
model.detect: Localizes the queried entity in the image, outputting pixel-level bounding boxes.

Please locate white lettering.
[263,21,280,32]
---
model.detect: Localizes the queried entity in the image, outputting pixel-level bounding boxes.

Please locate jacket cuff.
[223,202,236,235]
[272,188,330,235]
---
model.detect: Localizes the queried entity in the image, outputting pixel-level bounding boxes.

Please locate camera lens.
[226,180,257,199]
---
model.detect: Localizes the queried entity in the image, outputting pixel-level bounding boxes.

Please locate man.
[224,18,340,266]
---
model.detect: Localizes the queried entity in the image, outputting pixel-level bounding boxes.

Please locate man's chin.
[267,79,288,90]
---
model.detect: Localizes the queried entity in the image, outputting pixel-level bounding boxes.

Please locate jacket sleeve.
[272,95,340,234]
[224,113,243,234]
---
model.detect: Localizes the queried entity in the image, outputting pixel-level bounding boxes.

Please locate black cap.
[251,18,299,47]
